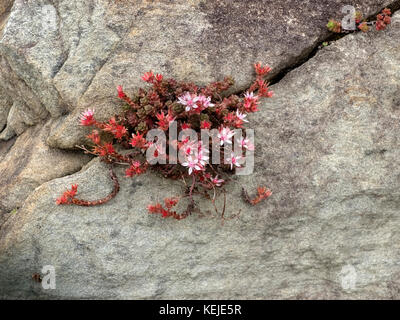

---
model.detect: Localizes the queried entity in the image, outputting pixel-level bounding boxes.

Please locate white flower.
[79,108,95,125]
[182,156,201,175]
[81,108,94,118]
[227,153,242,170]
[244,91,258,102]
[197,95,215,109]
[236,109,249,122]
[197,151,209,166]
[177,92,200,112]
[237,137,254,151]
[218,127,235,146]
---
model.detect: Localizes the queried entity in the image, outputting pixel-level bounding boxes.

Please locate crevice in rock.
[51,45,69,80]
[77,52,114,102]
[48,0,66,78]
[219,2,400,99]
[1,53,50,119]
[0,135,16,157]
[269,0,400,86]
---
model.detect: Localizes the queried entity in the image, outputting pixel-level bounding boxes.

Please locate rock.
[0,119,91,215]
[3,100,40,136]
[0,0,67,118]
[0,0,133,142]
[0,53,49,141]
[52,1,122,108]
[1,11,400,299]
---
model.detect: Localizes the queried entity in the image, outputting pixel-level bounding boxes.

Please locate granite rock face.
[1,10,399,299]
[0,119,90,216]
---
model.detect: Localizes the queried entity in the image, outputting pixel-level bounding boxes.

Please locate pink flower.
[211,175,224,187]
[182,141,209,166]
[197,95,215,109]
[244,91,258,102]
[178,92,200,112]
[218,127,235,146]
[182,156,202,175]
[237,137,254,151]
[227,153,242,170]
[236,110,248,123]
[79,109,95,126]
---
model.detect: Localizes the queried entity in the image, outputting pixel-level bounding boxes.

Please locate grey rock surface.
[1,10,399,299]
[0,119,90,215]
[0,0,67,119]
[0,50,49,141]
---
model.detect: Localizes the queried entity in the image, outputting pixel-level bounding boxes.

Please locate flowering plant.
[56,63,273,220]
